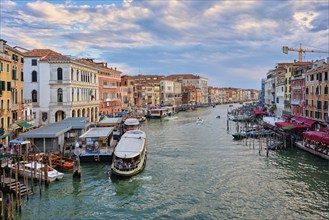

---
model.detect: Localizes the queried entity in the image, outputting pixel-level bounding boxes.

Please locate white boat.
[164,116,178,120]
[9,161,64,183]
[196,118,204,124]
[148,109,167,118]
[111,130,147,177]
[124,118,140,131]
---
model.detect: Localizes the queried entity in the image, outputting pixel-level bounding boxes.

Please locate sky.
[0,0,328,89]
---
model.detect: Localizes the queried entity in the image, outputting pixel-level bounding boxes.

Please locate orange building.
[96,63,121,116]
[305,59,329,128]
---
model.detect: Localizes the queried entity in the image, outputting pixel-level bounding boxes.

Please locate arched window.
[32,71,37,82]
[32,90,37,102]
[57,68,63,80]
[57,88,63,102]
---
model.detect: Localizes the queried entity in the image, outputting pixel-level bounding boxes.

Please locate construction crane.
[282,44,329,62]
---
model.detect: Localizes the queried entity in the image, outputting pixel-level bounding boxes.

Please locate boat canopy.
[114,130,146,158]
[99,117,122,125]
[124,118,139,126]
[79,127,114,139]
[9,139,31,145]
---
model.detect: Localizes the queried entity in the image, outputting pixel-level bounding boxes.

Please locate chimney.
[0,39,7,53]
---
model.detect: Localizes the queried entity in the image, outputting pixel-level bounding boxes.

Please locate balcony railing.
[104,98,119,102]
[103,85,117,89]
[0,53,11,62]
[291,99,300,105]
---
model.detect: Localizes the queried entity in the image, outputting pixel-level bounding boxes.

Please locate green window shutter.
[0,62,3,72]
[2,81,5,91]
[7,82,11,91]
[0,81,2,90]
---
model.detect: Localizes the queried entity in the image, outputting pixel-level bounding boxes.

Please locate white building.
[166,74,208,104]
[160,80,175,105]
[24,49,100,125]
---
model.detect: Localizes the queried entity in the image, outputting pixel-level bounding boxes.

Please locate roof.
[18,121,34,129]
[114,130,146,158]
[79,127,114,139]
[19,117,90,138]
[99,117,122,125]
[24,49,61,57]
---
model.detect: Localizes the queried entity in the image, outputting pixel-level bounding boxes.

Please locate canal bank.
[14,104,329,219]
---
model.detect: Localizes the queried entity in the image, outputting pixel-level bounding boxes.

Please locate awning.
[303,119,317,126]
[17,121,34,129]
[291,116,307,124]
[275,122,310,129]
[0,134,9,139]
[303,131,329,145]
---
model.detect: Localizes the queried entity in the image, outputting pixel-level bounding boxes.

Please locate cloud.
[0,0,328,89]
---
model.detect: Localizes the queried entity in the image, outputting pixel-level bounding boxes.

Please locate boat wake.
[129,176,152,182]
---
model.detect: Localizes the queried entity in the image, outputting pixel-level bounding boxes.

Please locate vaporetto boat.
[111,130,147,177]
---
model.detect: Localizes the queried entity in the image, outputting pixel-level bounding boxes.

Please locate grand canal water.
[19,104,329,219]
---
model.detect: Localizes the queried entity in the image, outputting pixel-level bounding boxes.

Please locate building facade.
[24,49,100,125]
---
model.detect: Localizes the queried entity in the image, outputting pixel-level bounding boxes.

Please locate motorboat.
[111,130,147,177]
[196,118,204,125]
[216,115,221,119]
[124,118,140,132]
[9,161,64,183]
[164,116,178,120]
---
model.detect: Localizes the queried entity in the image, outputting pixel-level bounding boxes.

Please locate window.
[12,69,17,80]
[306,87,308,94]
[6,64,9,72]
[32,59,37,66]
[305,110,308,117]
[32,71,37,82]
[71,68,73,80]
[21,57,24,63]
[57,68,63,80]
[0,62,3,72]
[325,85,328,95]
[76,70,79,81]
[21,71,24,81]
[57,88,63,102]
[32,90,37,102]
[324,101,328,110]
[6,82,11,91]
[325,72,328,81]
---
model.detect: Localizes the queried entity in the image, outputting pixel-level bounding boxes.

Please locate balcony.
[291,99,300,105]
[0,53,11,62]
[103,85,117,89]
[104,98,119,102]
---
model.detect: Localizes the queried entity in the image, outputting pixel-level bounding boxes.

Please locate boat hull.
[111,155,146,177]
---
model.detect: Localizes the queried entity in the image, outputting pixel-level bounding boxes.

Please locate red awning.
[303,119,317,126]
[320,127,329,133]
[303,131,329,145]
[291,116,307,124]
[253,108,267,115]
[275,122,310,129]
